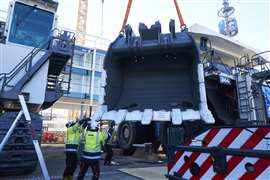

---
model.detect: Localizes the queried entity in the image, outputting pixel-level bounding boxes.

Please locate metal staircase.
[233,54,268,122]
[0,41,48,93]
[0,29,75,103]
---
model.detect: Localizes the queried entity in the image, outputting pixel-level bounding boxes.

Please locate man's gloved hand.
[78,118,90,126]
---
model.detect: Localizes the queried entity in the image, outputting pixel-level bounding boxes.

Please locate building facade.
[42,44,108,131]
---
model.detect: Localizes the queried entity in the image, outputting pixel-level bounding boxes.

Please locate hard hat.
[90,120,98,130]
[66,119,73,128]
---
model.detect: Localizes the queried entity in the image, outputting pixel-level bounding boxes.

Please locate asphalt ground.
[1,144,166,180]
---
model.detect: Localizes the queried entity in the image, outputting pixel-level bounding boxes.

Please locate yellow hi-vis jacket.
[65,123,84,152]
[82,130,106,160]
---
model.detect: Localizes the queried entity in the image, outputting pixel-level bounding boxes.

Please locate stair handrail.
[0,36,51,80]
[0,29,61,91]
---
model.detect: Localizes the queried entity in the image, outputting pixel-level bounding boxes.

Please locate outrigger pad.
[103,22,200,113]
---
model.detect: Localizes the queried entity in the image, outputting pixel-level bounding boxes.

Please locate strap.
[173,0,186,30]
[96,131,100,145]
[120,0,133,33]
[72,126,78,144]
[119,0,187,33]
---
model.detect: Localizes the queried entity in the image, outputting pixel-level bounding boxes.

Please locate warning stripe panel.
[168,130,210,174]
[169,128,220,175]
[225,157,258,180]
[177,128,220,175]
[225,132,270,179]
[168,139,192,172]
[168,127,270,180]
[183,128,232,179]
[190,128,243,180]
[239,159,270,180]
[256,166,270,179]
[212,128,270,180]
[168,129,212,175]
[168,129,211,172]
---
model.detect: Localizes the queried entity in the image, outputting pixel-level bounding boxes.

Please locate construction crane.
[76,0,88,45]
[76,0,105,44]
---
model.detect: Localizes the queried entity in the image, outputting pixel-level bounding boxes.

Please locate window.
[73,50,93,68]
[84,52,93,68]
[93,76,101,95]
[95,54,104,71]
[82,74,91,93]
[70,74,91,95]
[70,74,83,93]
[73,51,84,67]
[8,2,54,47]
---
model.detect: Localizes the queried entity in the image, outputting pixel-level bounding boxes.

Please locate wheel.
[117,121,137,150]
[117,121,158,155]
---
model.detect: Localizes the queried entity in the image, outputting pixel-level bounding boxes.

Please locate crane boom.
[76,0,88,45]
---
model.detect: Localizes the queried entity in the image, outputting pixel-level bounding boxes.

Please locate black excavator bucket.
[103,21,201,112]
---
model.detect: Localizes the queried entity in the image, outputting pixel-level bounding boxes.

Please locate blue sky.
[0,0,269,51]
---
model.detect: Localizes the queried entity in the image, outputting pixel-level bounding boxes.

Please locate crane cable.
[119,0,186,34]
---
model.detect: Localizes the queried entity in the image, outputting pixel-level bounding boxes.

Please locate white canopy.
[189,23,268,66]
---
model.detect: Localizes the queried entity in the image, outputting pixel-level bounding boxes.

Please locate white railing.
[58,26,111,51]
[0,10,7,22]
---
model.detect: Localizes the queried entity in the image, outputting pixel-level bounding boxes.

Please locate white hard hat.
[66,119,73,127]
[90,120,98,130]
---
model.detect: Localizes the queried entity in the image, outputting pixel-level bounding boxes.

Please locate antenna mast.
[218,0,238,37]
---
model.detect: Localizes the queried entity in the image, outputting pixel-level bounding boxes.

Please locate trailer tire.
[117,121,137,150]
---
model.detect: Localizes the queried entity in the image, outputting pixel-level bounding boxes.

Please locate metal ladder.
[236,71,257,121]
[0,95,50,180]
[236,72,251,120]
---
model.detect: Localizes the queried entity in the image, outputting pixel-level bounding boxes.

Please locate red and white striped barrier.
[168,127,270,179]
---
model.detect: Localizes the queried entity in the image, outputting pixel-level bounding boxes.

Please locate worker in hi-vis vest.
[77,120,106,180]
[63,118,88,180]
[104,120,116,166]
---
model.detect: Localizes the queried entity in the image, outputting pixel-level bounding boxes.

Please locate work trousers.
[104,144,113,165]
[77,159,100,180]
[63,152,77,178]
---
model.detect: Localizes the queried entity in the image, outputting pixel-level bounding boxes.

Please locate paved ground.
[1,144,166,180]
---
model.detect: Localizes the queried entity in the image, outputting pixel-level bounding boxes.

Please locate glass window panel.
[83,75,91,86]
[9,2,54,47]
[95,54,104,71]
[73,51,84,67]
[73,50,93,68]
[70,83,82,92]
[71,74,82,82]
[84,52,93,68]
[93,87,100,95]
[94,77,101,87]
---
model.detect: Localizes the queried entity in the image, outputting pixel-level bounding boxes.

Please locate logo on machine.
[191,139,203,146]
